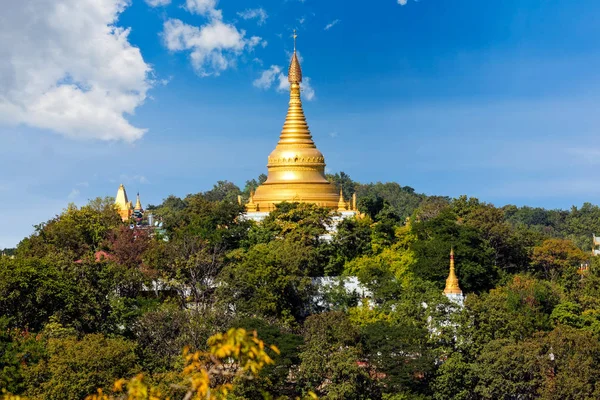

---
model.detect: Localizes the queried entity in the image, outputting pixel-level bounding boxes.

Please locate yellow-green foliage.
[345,224,416,283]
[348,299,394,327]
[85,328,281,400]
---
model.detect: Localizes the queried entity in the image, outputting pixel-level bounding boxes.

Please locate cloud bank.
[0,0,153,142]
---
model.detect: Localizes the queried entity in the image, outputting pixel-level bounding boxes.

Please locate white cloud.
[68,188,80,199]
[185,0,222,19]
[324,19,340,30]
[254,65,316,101]
[0,0,153,142]
[398,0,408,4]
[163,0,265,76]
[300,77,315,100]
[145,0,171,7]
[237,8,268,25]
[253,65,282,89]
[277,73,290,92]
[298,16,306,25]
[163,19,263,76]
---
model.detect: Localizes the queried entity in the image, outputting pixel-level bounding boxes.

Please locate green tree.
[355,182,428,221]
[0,318,45,395]
[248,202,332,246]
[458,275,561,355]
[413,196,451,223]
[410,208,497,293]
[0,257,114,332]
[243,173,267,197]
[326,171,356,200]
[473,338,545,399]
[327,216,373,275]
[431,352,474,400]
[531,238,587,281]
[17,197,121,259]
[361,320,434,396]
[564,203,600,251]
[218,240,315,325]
[146,195,187,232]
[298,312,372,399]
[453,196,529,274]
[203,180,242,203]
[231,317,303,399]
[26,333,138,400]
[471,326,600,400]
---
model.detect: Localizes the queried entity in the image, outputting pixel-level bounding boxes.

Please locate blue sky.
[2,0,600,248]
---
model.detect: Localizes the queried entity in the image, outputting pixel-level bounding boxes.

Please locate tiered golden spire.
[337,189,347,211]
[249,31,339,212]
[134,192,143,211]
[246,191,257,212]
[444,248,463,295]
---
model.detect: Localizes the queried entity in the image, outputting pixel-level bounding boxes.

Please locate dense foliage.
[3,172,600,399]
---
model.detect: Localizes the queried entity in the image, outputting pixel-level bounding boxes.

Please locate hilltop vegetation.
[3,173,600,399]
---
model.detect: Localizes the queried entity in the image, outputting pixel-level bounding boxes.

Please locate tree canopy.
[4,173,600,399]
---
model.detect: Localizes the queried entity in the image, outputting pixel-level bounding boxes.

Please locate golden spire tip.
[293,29,297,52]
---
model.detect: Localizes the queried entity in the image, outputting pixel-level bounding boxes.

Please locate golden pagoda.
[444,248,463,296]
[115,184,133,221]
[248,32,340,213]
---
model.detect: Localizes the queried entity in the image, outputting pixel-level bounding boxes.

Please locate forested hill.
[3,173,600,399]
[151,172,600,253]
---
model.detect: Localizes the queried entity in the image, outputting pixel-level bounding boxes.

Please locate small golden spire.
[352,192,357,211]
[444,248,462,295]
[246,190,258,212]
[338,189,347,211]
[134,192,142,211]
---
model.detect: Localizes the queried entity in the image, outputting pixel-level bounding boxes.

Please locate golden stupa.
[443,248,463,295]
[248,32,340,212]
[115,184,133,221]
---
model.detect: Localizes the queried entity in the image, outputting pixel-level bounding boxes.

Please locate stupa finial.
[293,29,297,52]
[288,31,302,84]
